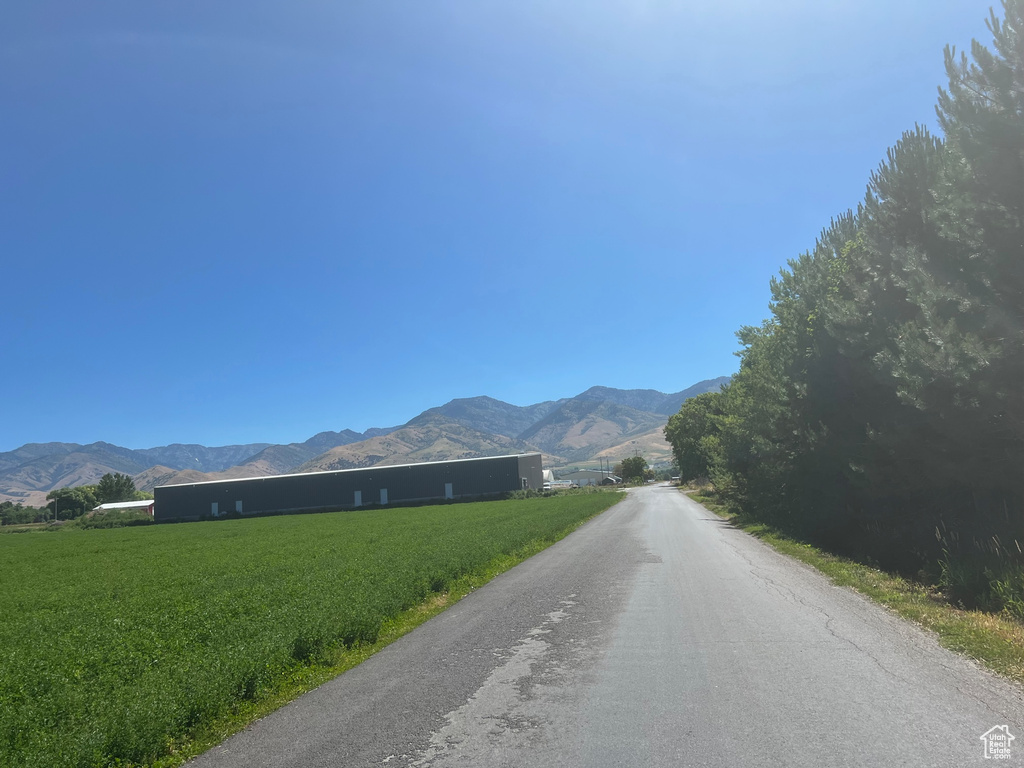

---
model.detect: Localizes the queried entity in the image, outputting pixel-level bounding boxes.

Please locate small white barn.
[91,500,155,516]
[558,470,622,487]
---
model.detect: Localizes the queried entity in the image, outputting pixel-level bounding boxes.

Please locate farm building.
[153,452,544,522]
[91,500,155,516]
[559,469,622,487]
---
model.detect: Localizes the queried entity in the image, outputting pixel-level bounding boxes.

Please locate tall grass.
[0,493,617,768]
[938,528,1024,620]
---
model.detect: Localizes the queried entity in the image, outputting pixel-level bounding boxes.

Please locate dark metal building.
[154,453,544,522]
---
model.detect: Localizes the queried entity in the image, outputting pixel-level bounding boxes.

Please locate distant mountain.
[133,460,295,492]
[572,377,730,415]
[0,377,731,504]
[517,398,667,463]
[0,442,86,474]
[295,415,553,473]
[132,466,207,492]
[591,426,676,467]
[652,377,731,415]
[131,442,272,472]
[407,396,565,439]
[572,386,676,414]
[0,444,148,493]
[0,431,388,503]
[234,427,397,475]
[0,440,272,483]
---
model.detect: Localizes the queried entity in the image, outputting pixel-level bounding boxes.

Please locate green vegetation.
[0,492,619,768]
[73,508,156,529]
[45,485,98,521]
[653,465,677,482]
[615,455,650,484]
[666,2,1024,618]
[697,492,1024,686]
[0,500,49,526]
[95,472,141,504]
[27,473,149,526]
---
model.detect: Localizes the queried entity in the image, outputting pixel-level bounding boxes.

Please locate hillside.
[407,396,565,438]
[0,377,730,502]
[590,426,675,467]
[570,377,729,415]
[296,416,556,472]
[132,461,294,492]
[0,429,396,502]
[517,400,667,463]
[0,440,273,499]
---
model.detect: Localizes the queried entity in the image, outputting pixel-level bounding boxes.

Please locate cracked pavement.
[188,485,1024,767]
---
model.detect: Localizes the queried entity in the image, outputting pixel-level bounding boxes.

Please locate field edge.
[153,491,623,768]
[684,488,1024,689]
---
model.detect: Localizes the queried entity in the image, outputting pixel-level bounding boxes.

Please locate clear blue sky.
[1,1,994,451]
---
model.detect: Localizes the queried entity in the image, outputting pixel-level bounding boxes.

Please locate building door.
[380,488,388,505]
[211,502,218,517]
[445,482,453,500]
[354,490,362,507]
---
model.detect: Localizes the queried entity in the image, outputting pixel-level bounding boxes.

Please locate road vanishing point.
[189,485,1024,767]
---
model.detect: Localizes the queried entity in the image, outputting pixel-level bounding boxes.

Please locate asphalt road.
[189,485,1024,767]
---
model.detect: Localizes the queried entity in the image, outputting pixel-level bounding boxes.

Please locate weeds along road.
[189,486,1024,768]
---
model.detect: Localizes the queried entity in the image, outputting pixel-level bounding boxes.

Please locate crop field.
[0,492,619,768]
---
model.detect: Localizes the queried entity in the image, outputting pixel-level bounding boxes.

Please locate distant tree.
[664,391,725,484]
[46,486,98,521]
[619,456,649,484]
[95,473,138,505]
[0,501,47,526]
[654,466,677,482]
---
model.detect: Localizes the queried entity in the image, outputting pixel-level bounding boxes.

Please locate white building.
[91,500,155,516]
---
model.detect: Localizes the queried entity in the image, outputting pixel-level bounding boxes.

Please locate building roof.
[92,500,155,512]
[560,470,622,482]
[154,452,543,490]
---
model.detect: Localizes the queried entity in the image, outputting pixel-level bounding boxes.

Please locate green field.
[0,492,619,768]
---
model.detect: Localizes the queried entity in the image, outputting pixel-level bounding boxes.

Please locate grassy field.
[0,492,619,768]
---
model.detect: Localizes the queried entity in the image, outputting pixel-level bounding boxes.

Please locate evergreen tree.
[96,473,138,505]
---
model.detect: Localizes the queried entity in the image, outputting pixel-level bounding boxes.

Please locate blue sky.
[1,1,994,451]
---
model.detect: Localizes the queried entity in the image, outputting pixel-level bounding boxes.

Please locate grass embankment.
[686,488,1024,686]
[0,491,620,768]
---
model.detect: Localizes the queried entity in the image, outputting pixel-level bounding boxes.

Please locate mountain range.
[0,377,729,506]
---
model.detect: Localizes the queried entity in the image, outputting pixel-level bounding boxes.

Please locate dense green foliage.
[617,456,649,484]
[32,473,146,525]
[74,508,156,529]
[95,472,139,505]
[0,493,616,768]
[664,392,723,483]
[46,485,98,520]
[666,2,1024,614]
[0,500,48,526]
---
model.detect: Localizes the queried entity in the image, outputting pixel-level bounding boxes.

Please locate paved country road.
[189,486,1024,767]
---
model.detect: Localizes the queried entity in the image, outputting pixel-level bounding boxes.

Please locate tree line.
[1,473,149,525]
[666,1,1024,616]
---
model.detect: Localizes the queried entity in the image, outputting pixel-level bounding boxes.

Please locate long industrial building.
[153,453,544,522]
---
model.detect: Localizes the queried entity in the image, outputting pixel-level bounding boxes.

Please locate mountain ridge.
[0,378,729,504]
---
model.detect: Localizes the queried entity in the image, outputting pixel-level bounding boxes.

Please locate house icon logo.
[980,725,1015,760]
